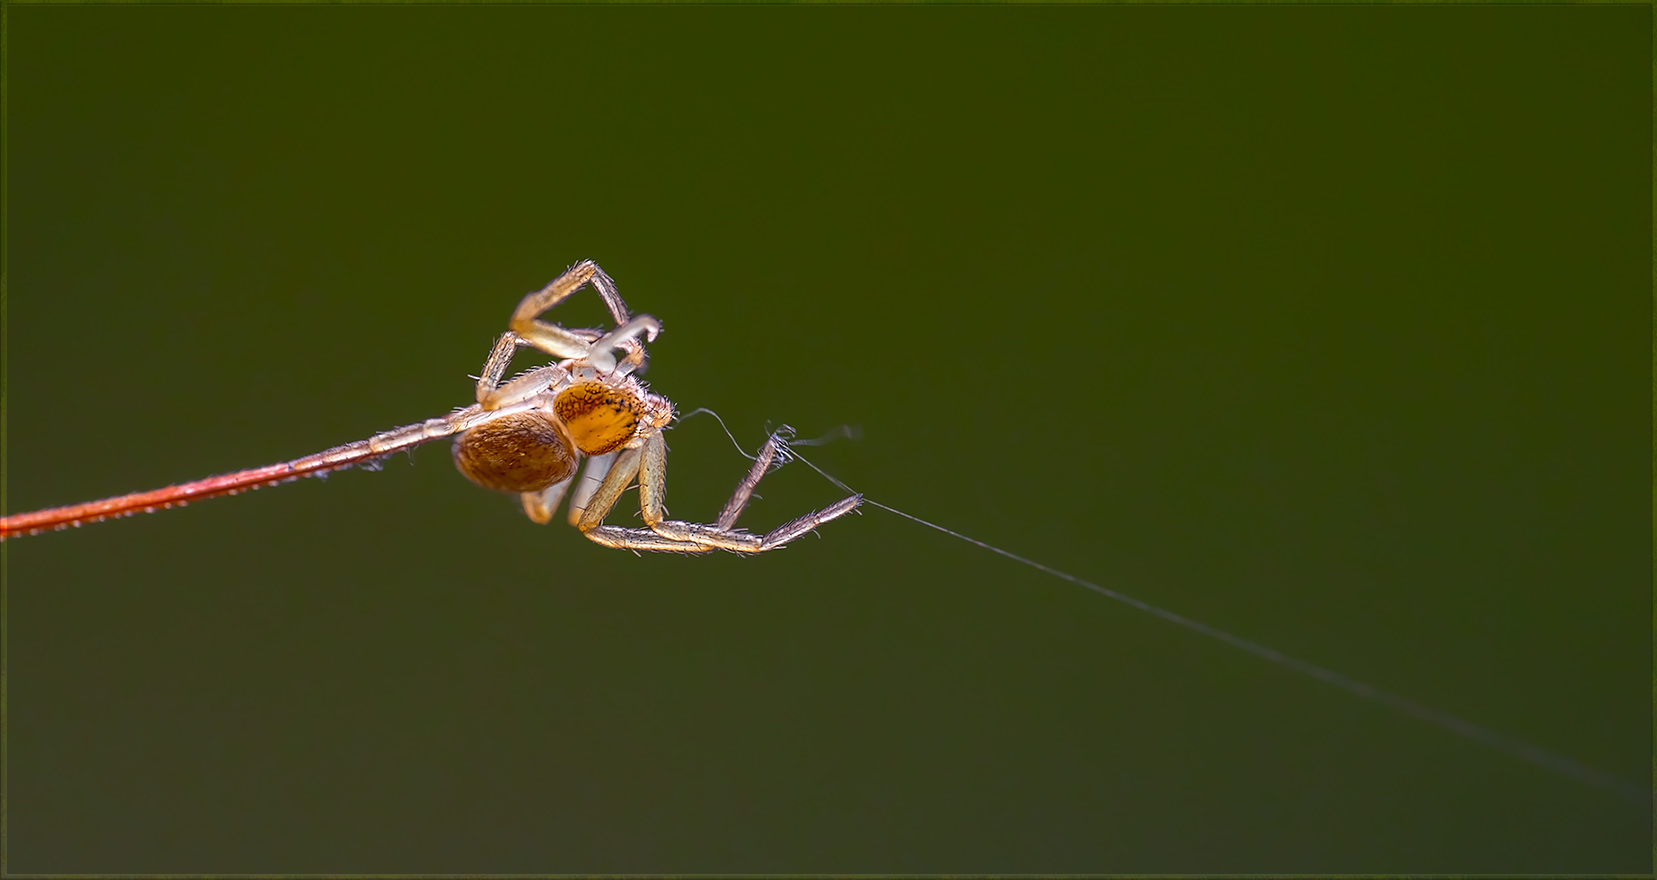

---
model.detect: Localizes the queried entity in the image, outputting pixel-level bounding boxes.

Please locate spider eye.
[553,381,643,456]
[453,411,577,493]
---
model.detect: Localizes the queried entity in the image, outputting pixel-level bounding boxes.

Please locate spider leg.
[704,428,863,550]
[574,446,644,534]
[473,319,654,411]
[580,430,862,555]
[520,475,574,525]
[574,442,718,554]
[585,315,663,376]
[509,260,658,373]
[516,259,633,327]
[565,452,618,527]
[714,427,790,529]
[474,331,586,410]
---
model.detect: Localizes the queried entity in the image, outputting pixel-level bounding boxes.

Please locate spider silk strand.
[763,437,1646,805]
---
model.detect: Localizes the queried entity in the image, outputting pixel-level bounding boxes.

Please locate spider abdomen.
[452,411,577,493]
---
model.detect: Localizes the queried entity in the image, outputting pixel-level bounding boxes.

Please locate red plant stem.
[2,442,388,539]
[0,398,545,540]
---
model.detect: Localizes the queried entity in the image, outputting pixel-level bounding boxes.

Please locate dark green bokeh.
[5,7,1648,874]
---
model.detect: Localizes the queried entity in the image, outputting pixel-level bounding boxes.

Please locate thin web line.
[674,412,1648,805]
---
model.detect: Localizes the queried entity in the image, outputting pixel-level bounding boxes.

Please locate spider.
[0,260,862,548]
[449,259,863,553]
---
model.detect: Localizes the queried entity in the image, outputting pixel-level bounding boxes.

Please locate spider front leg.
[510,260,661,376]
[577,430,863,555]
[472,314,661,411]
[474,330,580,410]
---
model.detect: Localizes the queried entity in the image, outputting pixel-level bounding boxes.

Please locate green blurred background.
[5,6,1648,874]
